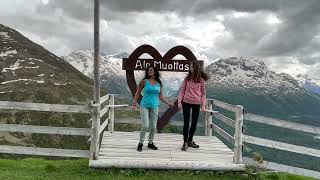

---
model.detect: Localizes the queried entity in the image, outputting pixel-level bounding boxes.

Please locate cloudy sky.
[1,0,320,78]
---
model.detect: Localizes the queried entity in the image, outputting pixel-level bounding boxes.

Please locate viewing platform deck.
[89,131,245,171]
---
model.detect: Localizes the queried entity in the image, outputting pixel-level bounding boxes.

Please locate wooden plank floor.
[89,131,245,171]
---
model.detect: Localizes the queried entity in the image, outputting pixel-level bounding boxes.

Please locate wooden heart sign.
[122,44,203,131]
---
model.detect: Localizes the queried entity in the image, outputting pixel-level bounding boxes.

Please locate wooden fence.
[203,99,320,179]
[0,101,91,157]
[89,94,129,160]
[0,94,128,159]
[204,99,244,164]
[1,96,320,178]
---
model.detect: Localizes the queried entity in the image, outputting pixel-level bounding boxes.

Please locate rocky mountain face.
[206,57,305,96]
[62,50,130,96]
[0,24,95,104]
[205,57,320,124]
[0,24,97,149]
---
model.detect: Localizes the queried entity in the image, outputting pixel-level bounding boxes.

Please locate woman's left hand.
[201,105,206,112]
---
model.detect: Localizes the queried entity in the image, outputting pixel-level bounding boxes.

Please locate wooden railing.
[89,94,128,160]
[204,99,320,178]
[204,99,244,164]
[0,94,128,160]
[242,113,320,158]
[245,113,320,134]
[0,101,92,158]
[243,113,320,178]
[1,96,319,177]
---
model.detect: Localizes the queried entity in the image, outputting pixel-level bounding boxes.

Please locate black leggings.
[182,102,200,142]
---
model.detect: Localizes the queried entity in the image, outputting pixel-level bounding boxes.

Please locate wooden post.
[90,103,100,160]
[108,94,115,132]
[234,105,244,164]
[205,100,213,136]
[89,0,101,161]
[204,100,208,136]
[93,0,100,104]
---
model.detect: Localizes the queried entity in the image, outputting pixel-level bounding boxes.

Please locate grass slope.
[0,158,316,180]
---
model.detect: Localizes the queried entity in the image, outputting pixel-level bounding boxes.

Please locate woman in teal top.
[132,66,173,152]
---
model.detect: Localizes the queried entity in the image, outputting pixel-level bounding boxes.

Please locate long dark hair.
[187,61,209,82]
[143,66,162,87]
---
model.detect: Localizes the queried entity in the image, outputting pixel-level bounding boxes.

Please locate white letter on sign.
[135,60,142,69]
[154,61,161,69]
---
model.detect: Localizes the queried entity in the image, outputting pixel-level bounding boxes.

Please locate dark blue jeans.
[182,102,200,142]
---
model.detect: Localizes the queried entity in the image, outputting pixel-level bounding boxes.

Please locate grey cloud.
[40,0,93,22]
[213,12,276,57]
[299,57,319,65]
[308,64,320,79]
[42,0,286,22]
[295,37,320,65]
[255,0,320,58]
[1,0,320,78]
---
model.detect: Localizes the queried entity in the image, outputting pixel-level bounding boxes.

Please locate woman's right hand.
[178,103,182,110]
[132,103,137,111]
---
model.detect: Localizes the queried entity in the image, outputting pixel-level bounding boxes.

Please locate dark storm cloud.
[43,0,282,21]
[0,0,319,75]
[255,0,320,59]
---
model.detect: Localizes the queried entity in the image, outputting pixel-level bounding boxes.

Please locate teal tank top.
[141,79,161,108]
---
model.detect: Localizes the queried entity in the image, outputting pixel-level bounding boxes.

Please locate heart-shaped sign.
[123,44,201,131]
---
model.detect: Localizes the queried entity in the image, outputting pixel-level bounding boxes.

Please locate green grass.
[0,158,316,180]
[115,110,140,118]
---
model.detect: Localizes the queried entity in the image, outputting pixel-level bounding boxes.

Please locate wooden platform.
[89,131,245,171]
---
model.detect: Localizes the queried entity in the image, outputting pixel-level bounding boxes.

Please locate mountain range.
[63,49,320,123]
[62,50,187,97]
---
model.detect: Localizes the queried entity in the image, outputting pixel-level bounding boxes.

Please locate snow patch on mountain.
[0,91,13,94]
[0,49,17,57]
[1,79,44,85]
[0,32,10,38]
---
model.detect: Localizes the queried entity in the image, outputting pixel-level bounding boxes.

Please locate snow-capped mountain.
[62,49,127,78]
[205,57,320,120]
[206,57,305,96]
[295,74,320,94]
[63,50,130,96]
[63,50,187,96]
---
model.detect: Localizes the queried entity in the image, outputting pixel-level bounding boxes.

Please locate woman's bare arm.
[159,87,173,107]
[132,80,145,110]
